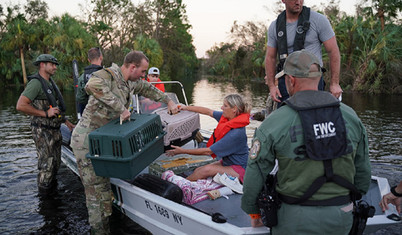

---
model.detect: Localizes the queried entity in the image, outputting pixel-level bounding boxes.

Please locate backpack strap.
[48,78,66,112]
[276,6,311,69]
[276,10,288,68]
[28,74,66,112]
[293,6,310,52]
[279,160,361,206]
[95,68,114,80]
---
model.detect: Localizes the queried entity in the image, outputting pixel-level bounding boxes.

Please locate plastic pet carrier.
[132,83,201,148]
[86,113,166,180]
[153,107,200,148]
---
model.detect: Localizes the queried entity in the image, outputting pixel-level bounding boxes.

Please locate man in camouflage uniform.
[16,54,75,194]
[70,51,178,234]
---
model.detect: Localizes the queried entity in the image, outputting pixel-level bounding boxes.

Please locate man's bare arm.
[323,36,342,98]
[265,46,281,102]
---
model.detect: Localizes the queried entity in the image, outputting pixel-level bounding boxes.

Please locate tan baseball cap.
[275,50,322,79]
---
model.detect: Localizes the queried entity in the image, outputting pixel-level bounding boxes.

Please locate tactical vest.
[77,64,103,104]
[281,99,361,206]
[28,73,66,129]
[276,6,311,71]
[83,65,103,84]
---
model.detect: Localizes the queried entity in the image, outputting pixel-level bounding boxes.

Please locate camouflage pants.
[72,147,112,235]
[31,126,61,190]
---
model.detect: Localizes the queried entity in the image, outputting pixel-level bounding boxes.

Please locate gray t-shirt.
[267,10,335,66]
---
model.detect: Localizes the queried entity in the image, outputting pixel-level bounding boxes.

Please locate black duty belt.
[279,194,351,206]
[31,123,61,130]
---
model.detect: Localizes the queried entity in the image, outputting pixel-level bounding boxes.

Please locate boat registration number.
[144,200,183,225]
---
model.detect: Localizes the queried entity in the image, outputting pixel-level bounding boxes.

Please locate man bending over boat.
[166,94,251,183]
[241,50,371,234]
[70,51,178,234]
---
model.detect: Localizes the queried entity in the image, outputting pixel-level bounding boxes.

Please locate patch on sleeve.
[249,139,261,160]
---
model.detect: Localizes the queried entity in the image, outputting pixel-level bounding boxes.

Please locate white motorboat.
[61,81,401,235]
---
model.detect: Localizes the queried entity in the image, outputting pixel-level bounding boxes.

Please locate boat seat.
[149,153,216,177]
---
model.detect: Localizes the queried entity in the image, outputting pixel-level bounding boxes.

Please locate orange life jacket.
[207,113,250,158]
[146,78,165,92]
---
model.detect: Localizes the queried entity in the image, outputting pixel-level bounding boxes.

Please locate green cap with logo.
[33,54,59,66]
[275,49,322,79]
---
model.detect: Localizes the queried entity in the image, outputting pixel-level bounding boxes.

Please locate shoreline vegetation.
[0,0,401,94]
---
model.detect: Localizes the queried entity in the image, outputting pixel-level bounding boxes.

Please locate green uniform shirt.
[241,91,371,214]
[22,78,55,101]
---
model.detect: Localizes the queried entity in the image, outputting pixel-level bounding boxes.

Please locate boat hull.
[61,145,400,234]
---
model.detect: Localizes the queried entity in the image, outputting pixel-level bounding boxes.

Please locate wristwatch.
[390,186,402,197]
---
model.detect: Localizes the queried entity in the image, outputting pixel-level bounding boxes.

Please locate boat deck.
[193,193,250,227]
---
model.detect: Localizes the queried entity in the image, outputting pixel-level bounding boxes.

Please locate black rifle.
[72,60,80,119]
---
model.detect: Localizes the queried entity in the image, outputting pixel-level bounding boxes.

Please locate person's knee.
[197,164,217,177]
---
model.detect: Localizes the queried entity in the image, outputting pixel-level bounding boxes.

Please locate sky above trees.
[32,0,360,58]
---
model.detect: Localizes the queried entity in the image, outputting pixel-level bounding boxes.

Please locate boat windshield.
[131,92,179,114]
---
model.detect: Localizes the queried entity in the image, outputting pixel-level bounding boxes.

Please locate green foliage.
[205,43,236,77]
[0,14,34,84]
[334,10,402,93]
[202,0,402,93]
[48,14,99,88]
[0,1,98,88]
[0,0,199,87]
[85,0,136,65]
[83,0,198,79]
[1,0,399,94]
[359,0,402,24]
[0,0,198,88]
[24,0,48,22]
[151,0,198,80]
[328,0,402,93]
[134,34,164,74]
[204,21,267,80]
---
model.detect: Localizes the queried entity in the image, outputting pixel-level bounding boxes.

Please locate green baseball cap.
[275,50,322,79]
[33,54,59,66]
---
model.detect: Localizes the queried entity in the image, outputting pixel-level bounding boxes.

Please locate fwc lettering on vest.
[313,122,336,139]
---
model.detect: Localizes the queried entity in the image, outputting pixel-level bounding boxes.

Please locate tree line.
[203,0,402,94]
[1,0,401,94]
[0,0,198,88]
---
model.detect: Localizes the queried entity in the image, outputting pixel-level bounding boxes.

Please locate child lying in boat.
[165,94,251,184]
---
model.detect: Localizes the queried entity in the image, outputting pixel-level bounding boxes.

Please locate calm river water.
[0,77,401,234]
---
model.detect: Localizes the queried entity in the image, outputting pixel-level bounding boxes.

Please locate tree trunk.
[20,47,27,86]
[154,5,160,40]
[346,30,354,71]
[378,7,385,31]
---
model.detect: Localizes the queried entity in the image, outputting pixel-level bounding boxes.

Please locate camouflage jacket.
[71,63,170,149]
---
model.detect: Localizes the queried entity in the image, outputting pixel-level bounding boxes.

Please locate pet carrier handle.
[119,116,137,125]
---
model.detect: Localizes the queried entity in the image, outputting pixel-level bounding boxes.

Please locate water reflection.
[342,93,402,161]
